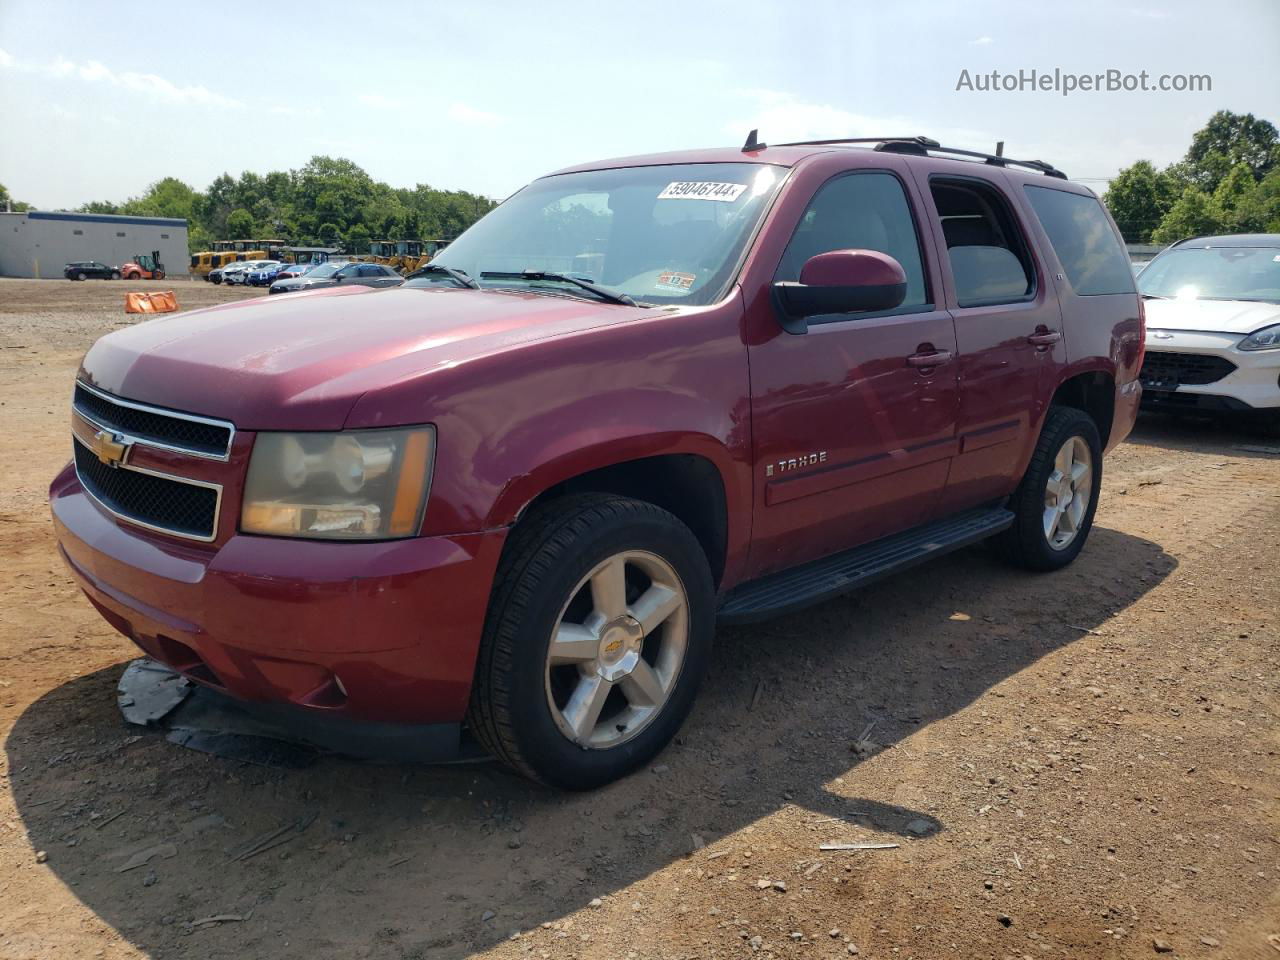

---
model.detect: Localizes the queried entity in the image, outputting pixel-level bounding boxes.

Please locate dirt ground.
[0,276,1276,960]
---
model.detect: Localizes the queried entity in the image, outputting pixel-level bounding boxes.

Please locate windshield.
[306,263,342,279]
[406,162,785,306]
[1139,246,1280,303]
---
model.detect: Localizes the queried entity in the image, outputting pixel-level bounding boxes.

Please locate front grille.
[1139,351,1237,388]
[73,383,232,458]
[74,440,219,540]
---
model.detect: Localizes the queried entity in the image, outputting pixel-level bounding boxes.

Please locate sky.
[1,0,1278,209]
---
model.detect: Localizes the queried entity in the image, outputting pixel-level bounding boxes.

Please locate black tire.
[467,494,714,790]
[76,272,86,281]
[996,405,1103,572]
[110,271,120,280]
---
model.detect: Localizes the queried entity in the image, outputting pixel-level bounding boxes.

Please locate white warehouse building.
[0,210,189,279]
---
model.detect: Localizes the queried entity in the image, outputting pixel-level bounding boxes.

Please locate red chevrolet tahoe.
[50,134,1143,789]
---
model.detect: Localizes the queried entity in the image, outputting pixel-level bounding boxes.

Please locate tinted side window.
[775,172,929,310]
[1024,186,1135,296]
[930,178,1035,308]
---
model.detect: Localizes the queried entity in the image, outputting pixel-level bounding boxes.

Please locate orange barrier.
[125,291,178,314]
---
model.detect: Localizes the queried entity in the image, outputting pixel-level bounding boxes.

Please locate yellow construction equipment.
[400,239,451,274]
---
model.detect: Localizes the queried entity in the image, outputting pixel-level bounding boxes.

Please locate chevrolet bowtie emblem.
[90,429,130,468]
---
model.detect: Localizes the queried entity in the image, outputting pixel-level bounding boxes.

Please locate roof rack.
[740,130,1068,179]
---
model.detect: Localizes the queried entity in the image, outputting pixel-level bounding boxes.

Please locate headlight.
[1239,323,1280,351]
[241,426,435,540]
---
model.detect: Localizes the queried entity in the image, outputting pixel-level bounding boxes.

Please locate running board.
[717,506,1015,624]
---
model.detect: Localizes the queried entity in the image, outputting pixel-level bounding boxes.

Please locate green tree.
[345,223,371,252]
[0,182,32,211]
[1103,160,1179,242]
[1233,168,1280,233]
[226,208,255,238]
[1211,162,1258,230]
[121,177,199,221]
[1151,187,1226,245]
[1185,110,1279,189]
[61,155,497,254]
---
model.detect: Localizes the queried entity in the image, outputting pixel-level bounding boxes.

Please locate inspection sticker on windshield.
[658,181,747,202]
[656,270,697,293]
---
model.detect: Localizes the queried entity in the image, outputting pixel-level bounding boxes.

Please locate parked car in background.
[52,135,1142,789]
[268,260,401,294]
[1138,233,1280,430]
[210,262,250,285]
[64,261,120,281]
[244,261,286,287]
[227,260,278,286]
[273,262,315,282]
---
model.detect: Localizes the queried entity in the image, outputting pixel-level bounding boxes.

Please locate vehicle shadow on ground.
[1128,410,1280,457]
[7,526,1174,959]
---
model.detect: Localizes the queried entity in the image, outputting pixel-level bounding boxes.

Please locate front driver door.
[745,166,960,578]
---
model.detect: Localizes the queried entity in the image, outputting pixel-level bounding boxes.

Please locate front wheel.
[468,494,714,790]
[76,272,86,281]
[996,406,1103,571]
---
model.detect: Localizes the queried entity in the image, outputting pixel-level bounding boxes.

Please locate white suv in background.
[1138,234,1280,430]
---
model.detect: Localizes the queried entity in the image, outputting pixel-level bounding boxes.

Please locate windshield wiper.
[407,263,479,289]
[479,270,637,306]
[1140,293,1168,300]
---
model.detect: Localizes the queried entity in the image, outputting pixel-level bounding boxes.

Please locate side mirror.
[772,249,907,334]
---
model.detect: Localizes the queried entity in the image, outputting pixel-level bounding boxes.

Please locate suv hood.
[1144,297,1280,335]
[79,285,661,431]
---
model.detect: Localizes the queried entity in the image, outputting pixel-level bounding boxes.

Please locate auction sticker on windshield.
[657,181,747,202]
[656,270,697,293]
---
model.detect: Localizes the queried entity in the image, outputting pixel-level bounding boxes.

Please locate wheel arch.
[505,449,733,589]
[1050,369,1116,450]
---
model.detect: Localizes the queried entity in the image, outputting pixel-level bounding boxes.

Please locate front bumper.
[1141,332,1280,411]
[50,461,507,726]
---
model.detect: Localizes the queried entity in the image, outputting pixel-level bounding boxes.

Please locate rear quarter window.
[1024,186,1135,296]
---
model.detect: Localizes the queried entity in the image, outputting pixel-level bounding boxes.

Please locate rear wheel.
[468,494,714,789]
[996,406,1102,571]
[110,271,120,280]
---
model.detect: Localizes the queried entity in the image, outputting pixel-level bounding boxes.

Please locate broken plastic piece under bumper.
[51,462,507,728]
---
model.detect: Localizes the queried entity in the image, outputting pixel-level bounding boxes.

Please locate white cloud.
[970,35,994,45]
[447,102,503,127]
[358,93,400,110]
[726,89,992,154]
[0,50,242,108]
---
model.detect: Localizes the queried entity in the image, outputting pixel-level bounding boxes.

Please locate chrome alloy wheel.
[544,550,689,749]
[1043,435,1093,550]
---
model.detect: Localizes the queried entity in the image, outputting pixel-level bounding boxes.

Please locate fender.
[490,428,743,530]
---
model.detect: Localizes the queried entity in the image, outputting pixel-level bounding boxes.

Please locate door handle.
[1027,329,1062,348]
[906,350,953,368]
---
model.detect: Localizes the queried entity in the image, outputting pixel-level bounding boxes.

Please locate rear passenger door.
[911,168,1067,512]
[1020,185,1142,403]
